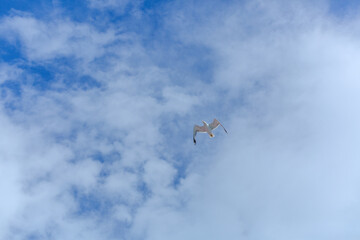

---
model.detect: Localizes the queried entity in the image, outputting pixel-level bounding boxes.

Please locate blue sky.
[1,0,360,239]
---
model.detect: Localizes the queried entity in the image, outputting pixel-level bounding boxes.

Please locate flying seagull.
[193,118,228,145]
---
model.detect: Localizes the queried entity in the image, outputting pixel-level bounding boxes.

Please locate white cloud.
[0,63,22,84]
[0,7,190,239]
[87,0,131,9]
[124,1,360,240]
[2,0,360,239]
[0,13,116,62]
[162,86,201,114]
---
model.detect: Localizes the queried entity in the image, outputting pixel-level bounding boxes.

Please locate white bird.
[193,118,228,145]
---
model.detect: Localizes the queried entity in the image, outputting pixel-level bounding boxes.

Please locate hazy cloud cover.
[1,0,360,239]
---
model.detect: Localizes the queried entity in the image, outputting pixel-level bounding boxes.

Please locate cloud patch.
[1,0,360,240]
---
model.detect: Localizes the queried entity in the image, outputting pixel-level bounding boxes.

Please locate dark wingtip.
[193,138,196,145]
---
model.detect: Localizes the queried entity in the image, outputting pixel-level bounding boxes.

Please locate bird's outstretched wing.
[193,125,207,145]
[209,119,228,133]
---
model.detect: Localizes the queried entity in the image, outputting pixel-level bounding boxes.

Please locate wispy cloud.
[1,0,360,239]
[0,12,116,62]
[86,0,136,12]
